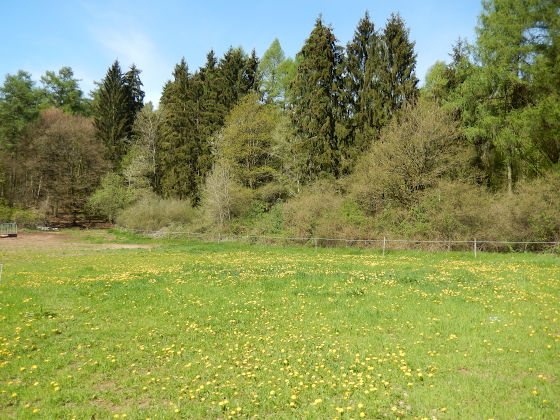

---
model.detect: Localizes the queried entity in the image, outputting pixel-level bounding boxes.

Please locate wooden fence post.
[383,237,386,256]
[474,238,477,258]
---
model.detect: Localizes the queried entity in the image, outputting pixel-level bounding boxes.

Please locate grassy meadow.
[0,230,558,419]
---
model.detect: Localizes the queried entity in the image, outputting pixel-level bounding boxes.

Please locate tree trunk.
[507,159,513,195]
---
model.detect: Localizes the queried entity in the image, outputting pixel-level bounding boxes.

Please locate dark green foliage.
[157,48,262,203]
[0,71,41,155]
[0,71,42,205]
[378,13,419,118]
[290,17,345,181]
[158,59,202,201]
[215,47,260,112]
[124,64,145,124]
[344,11,385,164]
[93,60,144,167]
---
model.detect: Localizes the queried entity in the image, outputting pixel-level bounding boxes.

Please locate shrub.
[282,180,373,244]
[498,171,560,242]
[116,195,195,231]
[200,160,254,231]
[350,99,470,214]
[87,172,137,222]
[0,205,45,228]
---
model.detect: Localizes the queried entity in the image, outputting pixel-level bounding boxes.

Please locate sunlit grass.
[0,232,558,418]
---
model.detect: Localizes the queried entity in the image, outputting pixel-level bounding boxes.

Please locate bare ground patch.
[0,230,157,252]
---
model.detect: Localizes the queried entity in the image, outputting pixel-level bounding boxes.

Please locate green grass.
[0,232,558,419]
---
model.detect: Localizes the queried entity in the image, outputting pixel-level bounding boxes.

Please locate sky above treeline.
[2,1,481,105]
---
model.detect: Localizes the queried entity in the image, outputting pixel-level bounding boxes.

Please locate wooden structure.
[0,223,17,238]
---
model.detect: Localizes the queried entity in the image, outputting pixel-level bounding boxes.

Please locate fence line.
[126,228,559,256]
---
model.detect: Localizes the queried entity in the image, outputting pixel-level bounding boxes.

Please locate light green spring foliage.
[0,233,558,418]
[40,67,89,115]
[459,0,560,190]
[87,172,136,223]
[218,93,280,189]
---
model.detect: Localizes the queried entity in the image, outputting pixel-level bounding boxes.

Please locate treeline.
[1,0,559,244]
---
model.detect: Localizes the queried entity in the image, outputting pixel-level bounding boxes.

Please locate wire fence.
[126,228,560,256]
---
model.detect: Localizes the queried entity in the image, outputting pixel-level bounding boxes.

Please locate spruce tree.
[158,59,201,200]
[378,13,419,119]
[93,60,130,166]
[124,64,145,125]
[290,17,345,180]
[345,11,384,161]
[94,61,144,166]
[215,47,248,111]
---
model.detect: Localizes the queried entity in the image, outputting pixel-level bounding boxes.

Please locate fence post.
[383,237,386,256]
[314,238,318,251]
[474,238,477,259]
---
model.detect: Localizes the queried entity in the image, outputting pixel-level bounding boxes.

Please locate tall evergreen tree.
[93,60,143,166]
[124,64,145,124]
[378,13,419,119]
[243,49,261,95]
[197,50,227,142]
[215,47,249,111]
[158,59,206,202]
[345,11,384,160]
[290,17,345,180]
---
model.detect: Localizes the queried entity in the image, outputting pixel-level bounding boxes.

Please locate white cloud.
[90,27,169,105]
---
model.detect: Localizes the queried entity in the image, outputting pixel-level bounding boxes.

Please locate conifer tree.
[198,50,226,140]
[124,64,145,125]
[345,11,384,160]
[378,13,419,119]
[260,39,286,104]
[290,17,345,181]
[215,47,249,111]
[465,0,560,192]
[243,49,260,95]
[93,60,130,166]
[94,61,144,166]
[158,59,202,201]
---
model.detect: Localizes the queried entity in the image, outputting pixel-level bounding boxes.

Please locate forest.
[1,0,559,244]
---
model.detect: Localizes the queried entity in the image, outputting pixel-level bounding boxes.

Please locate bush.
[0,205,45,228]
[200,160,254,231]
[116,195,195,231]
[495,171,560,242]
[283,180,374,244]
[350,99,470,214]
[12,208,46,228]
[87,172,137,222]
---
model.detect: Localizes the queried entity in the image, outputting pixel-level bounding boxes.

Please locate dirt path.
[0,230,156,251]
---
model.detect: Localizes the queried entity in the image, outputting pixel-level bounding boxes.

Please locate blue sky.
[1,1,482,105]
